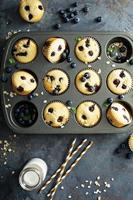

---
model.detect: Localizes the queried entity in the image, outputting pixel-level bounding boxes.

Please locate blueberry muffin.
[107,69,132,95]
[19,0,45,23]
[75,69,101,95]
[12,71,37,95]
[43,69,69,95]
[75,37,100,63]
[76,101,101,127]
[107,102,132,128]
[12,38,37,63]
[43,102,70,128]
[42,37,68,63]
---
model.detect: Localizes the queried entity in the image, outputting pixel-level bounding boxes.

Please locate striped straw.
[38,139,87,193]
[47,141,93,198]
[48,138,77,200]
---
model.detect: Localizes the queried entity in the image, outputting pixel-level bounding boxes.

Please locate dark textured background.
[0,0,133,200]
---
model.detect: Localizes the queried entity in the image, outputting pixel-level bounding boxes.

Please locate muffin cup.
[106,68,133,95]
[75,100,102,128]
[75,68,102,95]
[43,100,70,128]
[12,37,38,64]
[43,68,70,96]
[75,36,101,64]
[106,101,133,128]
[42,37,70,63]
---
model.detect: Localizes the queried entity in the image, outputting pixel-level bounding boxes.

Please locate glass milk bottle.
[19,158,48,191]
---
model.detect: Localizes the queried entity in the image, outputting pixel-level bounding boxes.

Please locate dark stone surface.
[0,0,133,200]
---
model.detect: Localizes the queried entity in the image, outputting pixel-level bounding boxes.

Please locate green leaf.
[8,57,16,64]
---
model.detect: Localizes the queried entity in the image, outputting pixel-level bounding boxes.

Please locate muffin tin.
[1,31,133,134]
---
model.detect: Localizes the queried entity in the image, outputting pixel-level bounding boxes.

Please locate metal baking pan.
[1,31,133,134]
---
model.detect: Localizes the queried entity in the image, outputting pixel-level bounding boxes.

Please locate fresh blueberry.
[118,94,124,100]
[66,100,73,107]
[129,59,133,65]
[59,10,65,15]
[82,6,89,13]
[73,10,79,16]
[96,16,102,22]
[5,66,12,73]
[62,13,67,18]
[67,56,72,63]
[70,13,74,18]
[28,94,33,100]
[66,8,73,12]
[72,2,78,7]
[107,97,113,104]
[71,62,76,68]
[64,17,70,23]
[61,52,67,60]
[54,23,61,30]
[73,17,80,23]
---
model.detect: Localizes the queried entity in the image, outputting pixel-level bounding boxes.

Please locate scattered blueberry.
[96,16,102,22]
[5,66,12,73]
[59,10,65,15]
[73,10,79,16]
[71,62,76,68]
[107,97,113,104]
[28,94,33,100]
[64,17,70,23]
[73,17,80,24]
[66,100,73,107]
[118,94,124,100]
[129,59,133,65]
[70,13,74,18]
[54,23,61,30]
[67,56,72,63]
[66,8,73,12]
[82,6,89,13]
[62,13,67,18]
[126,152,132,159]
[72,2,78,7]
[61,52,67,60]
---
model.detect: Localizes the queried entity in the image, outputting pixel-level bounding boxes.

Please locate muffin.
[12,71,37,95]
[107,102,132,128]
[19,0,45,23]
[75,69,101,95]
[76,101,101,127]
[128,134,133,152]
[12,38,37,63]
[43,102,70,128]
[107,69,132,95]
[75,37,100,63]
[43,69,69,95]
[42,37,68,63]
